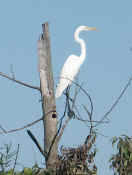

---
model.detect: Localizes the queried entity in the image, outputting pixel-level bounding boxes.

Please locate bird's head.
[77,25,97,32]
[74,25,97,40]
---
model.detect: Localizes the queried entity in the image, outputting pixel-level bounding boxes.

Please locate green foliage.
[23,168,33,175]
[110,135,132,175]
[0,164,44,175]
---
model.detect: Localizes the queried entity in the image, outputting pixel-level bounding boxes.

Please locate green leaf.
[7,169,14,175]
[122,147,129,159]
[124,160,128,167]
[129,153,132,161]
[23,167,33,175]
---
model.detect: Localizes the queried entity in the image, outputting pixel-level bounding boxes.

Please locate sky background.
[0,1,132,174]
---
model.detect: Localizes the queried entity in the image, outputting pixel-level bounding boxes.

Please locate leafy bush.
[110,135,132,175]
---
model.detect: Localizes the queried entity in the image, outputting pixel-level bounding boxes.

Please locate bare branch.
[57,117,70,143]
[56,87,77,142]
[0,109,56,135]
[0,71,40,91]
[78,105,107,124]
[64,93,101,124]
[71,80,82,108]
[0,117,42,134]
[94,77,132,127]
[27,129,47,158]
[57,77,94,117]
[0,124,7,133]
[51,79,94,144]
[10,64,15,79]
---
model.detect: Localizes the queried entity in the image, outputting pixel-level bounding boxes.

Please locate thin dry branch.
[45,79,94,147]
[0,109,55,135]
[56,87,77,143]
[74,104,108,124]
[57,77,94,117]
[57,117,70,143]
[0,117,42,134]
[0,71,40,91]
[75,115,108,123]
[27,130,47,158]
[0,124,7,133]
[10,64,15,79]
[94,77,132,127]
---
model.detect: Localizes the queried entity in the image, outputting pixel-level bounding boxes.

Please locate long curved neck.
[74,29,86,64]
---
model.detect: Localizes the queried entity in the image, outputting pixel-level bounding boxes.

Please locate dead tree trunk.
[38,22,58,169]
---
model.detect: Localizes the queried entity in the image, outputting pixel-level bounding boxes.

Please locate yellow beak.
[85,27,97,31]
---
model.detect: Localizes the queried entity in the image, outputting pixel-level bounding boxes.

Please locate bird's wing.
[56,55,81,98]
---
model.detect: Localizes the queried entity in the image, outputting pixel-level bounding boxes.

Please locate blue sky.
[0,1,132,174]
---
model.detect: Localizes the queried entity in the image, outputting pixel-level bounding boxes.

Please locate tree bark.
[38,22,58,169]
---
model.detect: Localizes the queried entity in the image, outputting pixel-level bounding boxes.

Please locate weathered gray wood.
[38,22,58,169]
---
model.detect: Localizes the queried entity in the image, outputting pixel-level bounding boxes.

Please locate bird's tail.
[55,86,63,98]
[55,78,71,98]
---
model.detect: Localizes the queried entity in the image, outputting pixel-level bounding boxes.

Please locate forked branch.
[0,71,40,91]
[95,77,132,127]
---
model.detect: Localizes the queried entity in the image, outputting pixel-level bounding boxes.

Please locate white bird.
[55,26,96,98]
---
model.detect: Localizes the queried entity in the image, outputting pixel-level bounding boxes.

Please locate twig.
[57,117,70,143]
[12,144,20,175]
[71,80,82,109]
[27,130,47,158]
[49,79,93,156]
[64,94,101,124]
[94,77,132,127]
[0,117,43,134]
[54,78,94,143]
[0,71,40,91]
[0,110,55,135]
[58,77,94,117]
[83,105,93,133]
[10,64,15,79]
[66,95,107,124]
[0,124,7,133]
[57,86,78,142]
[83,104,94,145]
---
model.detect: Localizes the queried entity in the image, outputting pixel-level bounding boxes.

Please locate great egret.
[55,26,96,98]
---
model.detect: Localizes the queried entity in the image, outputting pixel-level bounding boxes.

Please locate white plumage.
[55,26,96,98]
